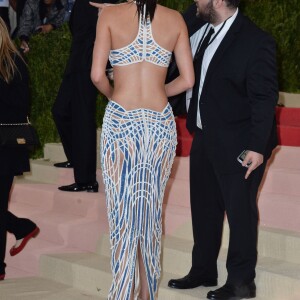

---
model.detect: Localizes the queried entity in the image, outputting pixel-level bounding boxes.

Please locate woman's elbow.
[185,75,195,90]
[91,70,105,86]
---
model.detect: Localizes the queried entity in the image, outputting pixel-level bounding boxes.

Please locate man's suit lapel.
[203,12,244,88]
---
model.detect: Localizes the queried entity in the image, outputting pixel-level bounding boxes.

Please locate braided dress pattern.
[101,101,177,299]
[109,8,172,68]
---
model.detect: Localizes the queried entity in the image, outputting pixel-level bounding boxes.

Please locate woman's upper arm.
[173,15,194,86]
[91,8,112,81]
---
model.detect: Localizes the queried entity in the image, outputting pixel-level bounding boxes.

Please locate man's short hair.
[225,0,240,8]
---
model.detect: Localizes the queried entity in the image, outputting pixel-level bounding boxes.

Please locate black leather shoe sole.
[58,182,98,193]
[53,161,73,168]
[207,283,256,300]
[168,278,217,289]
[86,186,99,193]
[207,294,256,300]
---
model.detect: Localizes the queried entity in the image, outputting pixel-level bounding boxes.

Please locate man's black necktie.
[187,27,215,133]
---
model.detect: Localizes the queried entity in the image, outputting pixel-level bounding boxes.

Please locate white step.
[268,146,300,170]
[43,128,102,167]
[262,167,300,196]
[40,252,212,299]
[0,276,105,300]
[24,159,62,185]
[40,253,112,298]
[169,220,300,265]
[39,247,300,299]
[98,226,300,275]
[43,143,300,172]
[258,191,300,232]
[22,160,105,191]
[43,143,67,163]
[40,252,224,300]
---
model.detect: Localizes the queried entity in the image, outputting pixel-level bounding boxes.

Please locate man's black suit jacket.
[65,0,119,75]
[187,11,278,173]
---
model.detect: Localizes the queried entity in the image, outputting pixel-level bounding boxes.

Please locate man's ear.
[214,0,225,9]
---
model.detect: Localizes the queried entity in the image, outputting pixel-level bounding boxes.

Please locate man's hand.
[242,151,264,179]
[20,40,30,53]
[38,24,54,34]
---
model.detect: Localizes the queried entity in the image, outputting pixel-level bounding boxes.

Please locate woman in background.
[0,17,39,280]
[91,0,194,299]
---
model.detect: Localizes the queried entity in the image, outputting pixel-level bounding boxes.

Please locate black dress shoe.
[207,282,256,300]
[168,274,217,289]
[58,181,99,192]
[53,161,73,168]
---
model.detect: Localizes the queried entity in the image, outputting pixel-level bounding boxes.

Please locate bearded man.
[168,1,278,299]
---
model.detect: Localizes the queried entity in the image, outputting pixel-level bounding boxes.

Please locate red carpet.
[176,107,300,156]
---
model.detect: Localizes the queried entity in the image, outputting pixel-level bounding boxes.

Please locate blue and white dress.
[100,4,177,300]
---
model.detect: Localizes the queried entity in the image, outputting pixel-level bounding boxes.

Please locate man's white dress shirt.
[186,9,238,129]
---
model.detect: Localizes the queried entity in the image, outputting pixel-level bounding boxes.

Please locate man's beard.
[196,0,217,23]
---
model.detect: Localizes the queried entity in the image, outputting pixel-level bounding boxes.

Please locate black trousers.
[189,129,266,285]
[0,175,36,274]
[52,71,98,184]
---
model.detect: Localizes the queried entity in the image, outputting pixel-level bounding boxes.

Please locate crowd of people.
[0,0,71,51]
[0,0,278,300]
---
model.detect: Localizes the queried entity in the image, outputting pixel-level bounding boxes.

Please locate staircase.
[1,141,300,299]
[176,108,300,157]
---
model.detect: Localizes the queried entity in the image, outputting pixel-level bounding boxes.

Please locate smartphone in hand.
[237,150,252,167]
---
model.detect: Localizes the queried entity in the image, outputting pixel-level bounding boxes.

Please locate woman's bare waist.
[109,92,169,112]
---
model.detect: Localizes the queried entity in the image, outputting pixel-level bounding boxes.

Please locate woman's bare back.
[105,3,185,112]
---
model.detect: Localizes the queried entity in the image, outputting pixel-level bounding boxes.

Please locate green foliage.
[24,0,299,157]
[163,0,300,92]
[25,25,69,157]
[160,0,191,12]
[23,24,107,157]
[240,0,300,93]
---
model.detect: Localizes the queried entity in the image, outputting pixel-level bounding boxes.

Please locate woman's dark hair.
[136,0,157,22]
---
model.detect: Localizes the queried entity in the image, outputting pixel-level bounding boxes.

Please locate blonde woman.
[91,1,194,299]
[0,17,39,280]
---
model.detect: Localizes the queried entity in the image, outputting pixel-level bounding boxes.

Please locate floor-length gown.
[101,100,177,299]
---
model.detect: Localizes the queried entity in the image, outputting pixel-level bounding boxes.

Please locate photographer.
[18,0,66,53]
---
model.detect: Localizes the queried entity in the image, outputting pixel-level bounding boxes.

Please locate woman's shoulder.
[97,3,126,24]
[155,5,186,31]
[156,5,185,25]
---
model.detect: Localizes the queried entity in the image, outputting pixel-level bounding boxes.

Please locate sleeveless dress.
[100,5,176,300]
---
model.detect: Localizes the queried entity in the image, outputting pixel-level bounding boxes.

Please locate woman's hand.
[38,24,54,34]
[20,40,30,53]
